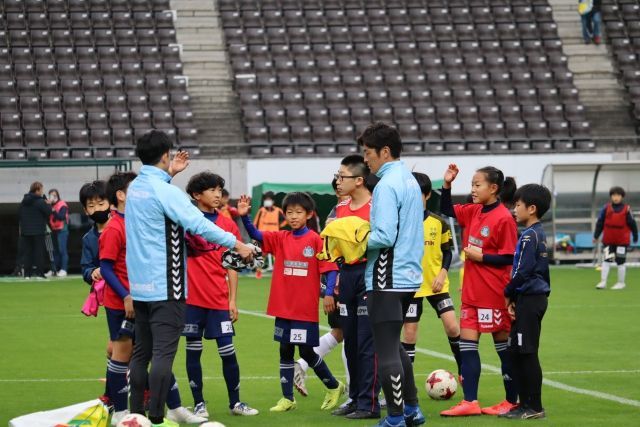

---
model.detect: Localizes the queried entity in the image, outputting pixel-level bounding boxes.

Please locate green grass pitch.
[1,267,639,426]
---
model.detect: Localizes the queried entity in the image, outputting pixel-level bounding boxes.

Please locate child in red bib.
[439,165,519,417]
[594,186,638,290]
[238,192,345,414]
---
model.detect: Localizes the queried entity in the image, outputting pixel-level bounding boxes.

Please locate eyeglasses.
[334,174,362,182]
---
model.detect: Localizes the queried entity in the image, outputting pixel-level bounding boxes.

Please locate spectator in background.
[18,181,52,280]
[254,191,286,274]
[47,189,70,277]
[580,0,602,45]
[219,189,240,220]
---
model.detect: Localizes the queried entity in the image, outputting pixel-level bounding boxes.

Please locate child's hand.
[431,269,447,293]
[237,195,252,216]
[124,295,135,319]
[323,295,336,314]
[463,246,483,262]
[168,150,190,177]
[229,301,239,323]
[91,268,102,281]
[443,163,460,187]
[505,298,516,320]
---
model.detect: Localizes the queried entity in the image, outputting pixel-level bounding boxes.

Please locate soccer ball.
[115,413,152,427]
[425,369,457,400]
[200,423,226,427]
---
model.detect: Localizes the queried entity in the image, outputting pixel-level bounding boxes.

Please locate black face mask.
[89,209,110,224]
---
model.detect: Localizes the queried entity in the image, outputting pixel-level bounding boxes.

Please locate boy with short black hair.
[237,192,346,413]
[182,171,258,418]
[594,186,638,290]
[501,183,552,420]
[79,180,110,286]
[402,172,461,377]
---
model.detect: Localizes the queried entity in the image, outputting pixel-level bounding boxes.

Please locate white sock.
[618,264,626,284]
[341,343,350,391]
[297,357,309,372]
[314,332,339,358]
[601,262,612,283]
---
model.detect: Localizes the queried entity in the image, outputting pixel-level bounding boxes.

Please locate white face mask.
[49,195,58,203]
[263,199,274,208]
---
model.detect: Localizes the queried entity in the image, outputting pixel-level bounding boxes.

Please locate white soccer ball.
[116,413,152,427]
[200,422,226,427]
[425,369,457,400]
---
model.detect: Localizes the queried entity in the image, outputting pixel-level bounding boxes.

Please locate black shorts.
[604,245,628,265]
[105,307,135,341]
[367,290,416,324]
[327,309,341,329]
[404,293,456,323]
[508,295,548,354]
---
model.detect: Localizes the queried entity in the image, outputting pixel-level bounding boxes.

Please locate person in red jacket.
[594,186,638,290]
[48,189,69,277]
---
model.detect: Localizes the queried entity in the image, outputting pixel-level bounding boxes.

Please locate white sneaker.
[193,401,209,418]
[110,410,129,426]
[612,282,626,290]
[293,362,308,396]
[231,401,259,416]
[44,270,54,278]
[595,281,607,289]
[379,396,387,409]
[57,270,67,277]
[166,406,208,424]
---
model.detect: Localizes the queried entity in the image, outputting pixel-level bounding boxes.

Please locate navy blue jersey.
[504,222,550,299]
[81,226,100,285]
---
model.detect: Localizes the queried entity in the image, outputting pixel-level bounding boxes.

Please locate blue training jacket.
[504,222,551,299]
[125,165,237,302]
[365,160,424,292]
[80,226,100,285]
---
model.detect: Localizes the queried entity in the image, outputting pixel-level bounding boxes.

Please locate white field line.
[1,309,638,408]
[238,309,640,408]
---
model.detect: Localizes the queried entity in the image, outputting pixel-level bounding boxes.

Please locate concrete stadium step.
[548,0,637,138]
[170,0,244,148]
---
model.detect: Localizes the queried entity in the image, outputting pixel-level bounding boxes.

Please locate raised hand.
[168,150,190,177]
[237,194,252,216]
[443,163,460,186]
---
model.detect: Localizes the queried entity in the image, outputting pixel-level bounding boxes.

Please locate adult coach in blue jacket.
[125,130,255,424]
[358,122,425,427]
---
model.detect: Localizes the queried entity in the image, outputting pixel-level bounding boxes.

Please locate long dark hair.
[476,166,516,204]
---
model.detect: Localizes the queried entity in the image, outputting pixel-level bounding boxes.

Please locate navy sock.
[107,359,129,412]
[401,342,416,363]
[448,335,462,376]
[280,361,295,400]
[495,340,518,404]
[165,374,181,410]
[186,338,204,405]
[219,341,241,408]
[303,350,339,389]
[460,339,480,401]
[104,357,110,397]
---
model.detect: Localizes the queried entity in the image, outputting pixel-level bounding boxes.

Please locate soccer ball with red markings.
[116,413,152,427]
[425,369,457,400]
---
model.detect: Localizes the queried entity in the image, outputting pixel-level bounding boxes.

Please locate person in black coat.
[18,181,52,279]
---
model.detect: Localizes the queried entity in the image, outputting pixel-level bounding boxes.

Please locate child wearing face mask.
[439,164,519,418]
[79,180,111,405]
[254,191,286,274]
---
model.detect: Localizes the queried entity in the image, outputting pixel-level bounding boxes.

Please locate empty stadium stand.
[0,0,197,160]
[601,1,640,134]
[218,0,594,155]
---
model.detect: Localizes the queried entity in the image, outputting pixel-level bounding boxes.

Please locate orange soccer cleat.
[440,400,482,417]
[481,400,518,415]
